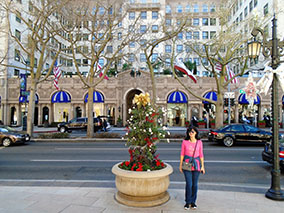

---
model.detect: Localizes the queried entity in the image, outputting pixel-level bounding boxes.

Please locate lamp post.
[247,16,284,200]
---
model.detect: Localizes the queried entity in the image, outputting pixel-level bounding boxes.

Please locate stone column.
[50,104,54,123]
[38,104,42,125]
[17,104,22,126]
[235,105,239,123]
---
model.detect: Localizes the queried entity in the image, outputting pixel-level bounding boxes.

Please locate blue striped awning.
[51,91,71,103]
[167,91,188,103]
[238,93,260,105]
[282,95,284,104]
[84,91,104,103]
[203,91,217,104]
[19,93,39,104]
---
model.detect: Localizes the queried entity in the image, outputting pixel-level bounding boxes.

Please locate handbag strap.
[190,140,199,162]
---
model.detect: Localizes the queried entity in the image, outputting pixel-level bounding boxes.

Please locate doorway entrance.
[126,89,142,121]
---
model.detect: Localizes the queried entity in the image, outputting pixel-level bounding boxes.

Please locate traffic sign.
[224,92,235,98]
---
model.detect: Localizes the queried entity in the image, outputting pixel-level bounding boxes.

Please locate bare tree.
[1,0,69,136]
[62,0,141,137]
[167,6,253,128]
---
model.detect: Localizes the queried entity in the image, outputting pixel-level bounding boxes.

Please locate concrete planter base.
[112,162,173,207]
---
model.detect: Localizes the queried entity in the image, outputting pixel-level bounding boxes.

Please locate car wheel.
[59,127,66,133]
[223,136,234,147]
[2,138,12,147]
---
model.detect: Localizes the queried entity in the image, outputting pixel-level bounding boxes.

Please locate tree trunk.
[148,64,157,105]
[27,81,37,137]
[215,92,224,128]
[87,87,94,137]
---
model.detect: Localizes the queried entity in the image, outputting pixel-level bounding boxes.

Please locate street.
[0,141,283,194]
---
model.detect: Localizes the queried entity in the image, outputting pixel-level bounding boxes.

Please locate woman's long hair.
[185,126,199,140]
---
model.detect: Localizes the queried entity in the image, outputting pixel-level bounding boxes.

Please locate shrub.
[94,132,121,138]
[38,132,69,139]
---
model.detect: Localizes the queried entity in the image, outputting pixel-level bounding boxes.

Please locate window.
[210,4,216,12]
[140,53,146,62]
[185,5,191,13]
[202,31,209,39]
[177,5,182,13]
[98,58,104,67]
[177,45,183,53]
[129,54,135,62]
[193,31,199,39]
[152,11,158,19]
[129,42,135,48]
[67,59,72,67]
[14,69,20,76]
[177,32,183,39]
[202,4,208,12]
[141,0,146,3]
[166,18,171,26]
[76,59,81,67]
[263,3,268,16]
[202,18,208,26]
[249,1,253,12]
[202,58,208,66]
[15,29,21,41]
[15,12,21,23]
[152,25,158,32]
[186,31,192,39]
[129,11,135,19]
[140,25,146,33]
[166,5,171,14]
[140,39,146,47]
[193,58,200,66]
[118,32,122,40]
[99,7,105,15]
[185,46,191,53]
[193,18,199,26]
[210,18,216,26]
[165,58,170,67]
[118,22,122,27]
[107,46,113,53]
[152,53,158,62]
[34,58,38,68]
[83,34,88,41]
[210,31,216,39]
[244,6,248,17]
[193,4,199,13]
[141,11,147,19]
[254,0,258,7]
[28,1,33,12]
[14,49,20,61]
[239,12,243,21]
[165,45,171,53]
[129,0,135,3]
[83,46,88,53]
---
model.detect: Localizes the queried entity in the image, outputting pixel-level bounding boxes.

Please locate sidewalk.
[0,186,283,212]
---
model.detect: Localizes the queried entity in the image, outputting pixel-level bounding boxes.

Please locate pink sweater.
[180,139,204,171]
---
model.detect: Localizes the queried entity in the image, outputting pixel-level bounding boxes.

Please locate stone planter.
[258,123,266,128]
[112,162,173,207]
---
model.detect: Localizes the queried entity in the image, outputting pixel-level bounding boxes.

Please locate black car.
[0,125,30,147]
[57,117,102,133]
[262,139,284,170]
[208,123,272,147]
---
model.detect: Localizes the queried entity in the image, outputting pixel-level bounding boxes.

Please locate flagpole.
[228,83,231,125]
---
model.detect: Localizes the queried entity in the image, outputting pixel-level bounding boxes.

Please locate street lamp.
[247,16,284,200]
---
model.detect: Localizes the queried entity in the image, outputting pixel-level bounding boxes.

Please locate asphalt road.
[0,141,283,194]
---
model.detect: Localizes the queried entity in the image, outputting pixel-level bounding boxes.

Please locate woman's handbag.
[182,141,198,171]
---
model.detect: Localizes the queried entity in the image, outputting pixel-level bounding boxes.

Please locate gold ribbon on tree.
[256,62,284,95]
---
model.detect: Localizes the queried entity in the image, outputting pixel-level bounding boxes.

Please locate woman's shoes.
[190,203,197,210]
[184,203,190,210]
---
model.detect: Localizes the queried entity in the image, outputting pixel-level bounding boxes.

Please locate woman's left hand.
[200,167,205,174]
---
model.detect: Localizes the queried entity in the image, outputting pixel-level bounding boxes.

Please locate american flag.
[53,60,61,90]
[98,63,109,80]
[225,65,239,84]
[216,63,239,84]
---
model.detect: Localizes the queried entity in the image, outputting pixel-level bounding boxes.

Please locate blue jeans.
[183,170,200,204]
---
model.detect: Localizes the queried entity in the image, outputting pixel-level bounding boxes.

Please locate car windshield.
[0,126,17,132]
[244,125,259,132]
[69,118,77,123]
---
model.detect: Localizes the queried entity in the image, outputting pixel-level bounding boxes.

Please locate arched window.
[177,5,183,13]
[185,5,191,13]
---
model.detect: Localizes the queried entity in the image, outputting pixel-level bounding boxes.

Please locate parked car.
[262,139,284,171]
[57,117,102,133]
[0,125,30,147]
[208,123,279,147]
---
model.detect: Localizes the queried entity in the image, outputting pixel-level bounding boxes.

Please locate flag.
[174,60,197,83]
[225,65,239,84]
[215,62,222,71]
[53,60,61,90]
[97,63,109,80]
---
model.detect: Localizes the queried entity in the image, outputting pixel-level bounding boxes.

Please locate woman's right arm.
[179,155,184,173]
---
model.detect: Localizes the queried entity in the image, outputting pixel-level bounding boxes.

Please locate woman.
[179,126,205,210]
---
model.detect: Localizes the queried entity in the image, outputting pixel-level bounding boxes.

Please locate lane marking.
[30,159,266,164]
[55,147,263,151]
[0,179,269,189]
